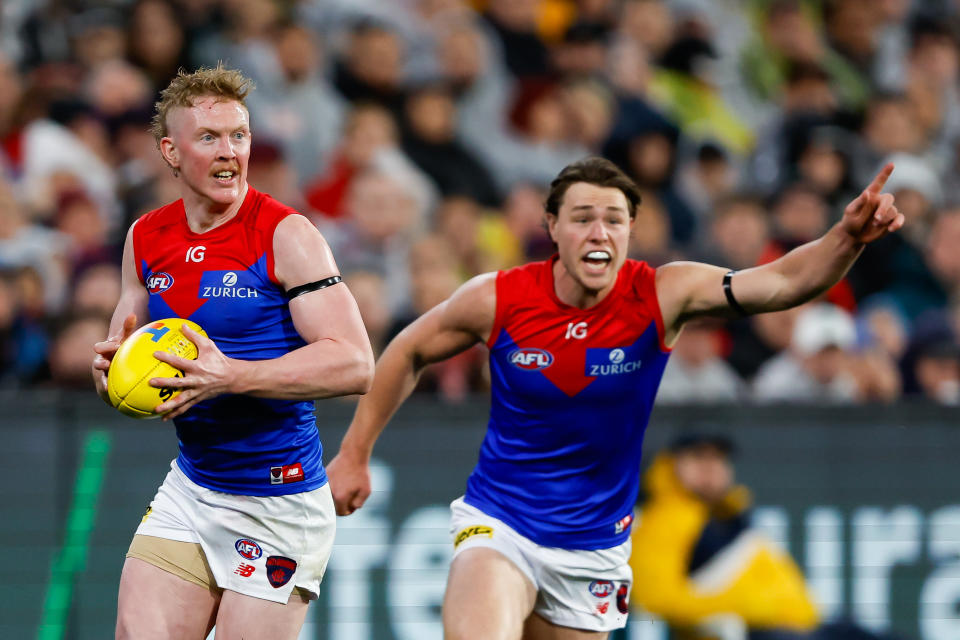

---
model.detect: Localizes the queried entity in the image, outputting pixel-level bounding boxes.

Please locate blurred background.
[0,0,959,638]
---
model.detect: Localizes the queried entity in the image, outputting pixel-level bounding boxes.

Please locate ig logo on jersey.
[145,272,174,294]
[509,348,554,370]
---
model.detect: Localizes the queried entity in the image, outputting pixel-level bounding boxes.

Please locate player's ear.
[159,137,179,171]
[544,212,558,243]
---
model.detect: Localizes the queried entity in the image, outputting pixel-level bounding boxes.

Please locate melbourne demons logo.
[509,348,554,370]
[235,538,263,561]
[145,272,174,294]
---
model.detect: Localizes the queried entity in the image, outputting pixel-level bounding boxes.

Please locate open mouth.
[212,169,238,183]
[583,250,612,270]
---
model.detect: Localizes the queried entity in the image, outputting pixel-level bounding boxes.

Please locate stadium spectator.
[244,23,345,187]
[0,0,955,405]
[48,312,109,389]
[434,195,519,276]
[703,194,771,271]
[333,20,407,117]
[69,262,120,318]
[125,0,190,92]
[401,82,500,206]
[304,102,428,219]
[754,303,900,403]
[629,433,909,640]
[657,319,745,403]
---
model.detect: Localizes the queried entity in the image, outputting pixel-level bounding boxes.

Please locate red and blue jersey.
[132,187,325,496]
[465,257,671,549]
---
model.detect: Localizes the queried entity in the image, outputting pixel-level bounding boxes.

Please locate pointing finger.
[865,162,894,195]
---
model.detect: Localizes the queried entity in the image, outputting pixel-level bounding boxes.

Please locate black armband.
[722,270,748,317]
[286,275,343,299]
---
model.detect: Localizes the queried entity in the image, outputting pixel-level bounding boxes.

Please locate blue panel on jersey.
[466,324,669,550]
[142,253,322,496]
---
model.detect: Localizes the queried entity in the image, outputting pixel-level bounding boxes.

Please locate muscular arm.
[229,213,374,399]
[153,214,375,417]
[656,164,903,343]
[328,273,496,513]
[92,222,149,403]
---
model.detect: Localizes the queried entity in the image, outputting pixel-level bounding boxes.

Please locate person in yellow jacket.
[628,434,909,640]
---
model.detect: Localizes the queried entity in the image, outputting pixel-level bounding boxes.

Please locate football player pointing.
[327,156,902,639]
[92,67,373,639]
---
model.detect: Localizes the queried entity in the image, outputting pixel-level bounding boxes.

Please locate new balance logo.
[234,563,256,577]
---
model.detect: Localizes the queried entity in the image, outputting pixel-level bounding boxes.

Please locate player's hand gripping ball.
[107,318,207,418]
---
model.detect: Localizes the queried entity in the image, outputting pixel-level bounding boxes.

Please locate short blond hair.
[150,65,254,142]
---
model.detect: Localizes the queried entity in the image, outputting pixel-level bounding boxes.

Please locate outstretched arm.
[656,163,903,343]
[152,214,375,418]
[327,272,497,515]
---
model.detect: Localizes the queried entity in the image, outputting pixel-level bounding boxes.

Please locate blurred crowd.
[1,0,960,405]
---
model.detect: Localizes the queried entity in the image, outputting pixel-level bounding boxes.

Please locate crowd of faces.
[1,0,959,404]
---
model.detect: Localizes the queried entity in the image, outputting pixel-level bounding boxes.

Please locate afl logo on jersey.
[235,538,262,560]
[145,272,174,294]
[509,348,554,370]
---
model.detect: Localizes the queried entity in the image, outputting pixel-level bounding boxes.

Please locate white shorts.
[450,497,632,632]
[135,460,336,604]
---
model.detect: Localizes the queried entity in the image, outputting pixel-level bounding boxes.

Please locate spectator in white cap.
[753,302,860,402]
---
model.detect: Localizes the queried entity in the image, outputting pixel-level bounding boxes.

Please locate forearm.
[230,338,374,400]
[339,334,424,460]
[742,223,862,312]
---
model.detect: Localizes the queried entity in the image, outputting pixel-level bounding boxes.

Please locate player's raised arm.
[327,272,496,515]
[92,222,148,403]
[151,213,375,418]
[655,163,903,341]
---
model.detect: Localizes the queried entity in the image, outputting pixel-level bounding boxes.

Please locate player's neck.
[182,182,249,234]
[552,259,612,309]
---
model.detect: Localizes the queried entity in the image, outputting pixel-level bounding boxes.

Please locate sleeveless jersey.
[465,257,671,550]
[132,187,325,496]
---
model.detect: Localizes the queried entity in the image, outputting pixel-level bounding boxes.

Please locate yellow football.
[107,317,206,419]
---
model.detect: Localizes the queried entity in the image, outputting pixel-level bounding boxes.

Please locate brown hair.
[544,156,642,219]
[149,65,255,142]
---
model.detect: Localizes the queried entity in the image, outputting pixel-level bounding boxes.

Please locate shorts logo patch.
[616,583,629,614]
[270,462,304,485]
[596,602,610,615]
[266,556,297,588]
[140,506,152,523]
[589,580,615,597]
[454,525,494,547]
[235,538,263,560]
[234,563,256,577]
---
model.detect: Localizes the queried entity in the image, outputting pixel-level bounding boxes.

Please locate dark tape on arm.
[286,275,343,300]
[722,270,748,316]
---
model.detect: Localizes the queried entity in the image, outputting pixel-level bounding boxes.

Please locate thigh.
[214,589,310,640]
[523,612,609,640]
[443,547,537,640]
[116,557,219,640]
